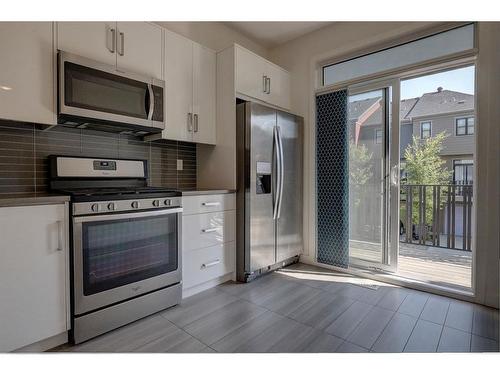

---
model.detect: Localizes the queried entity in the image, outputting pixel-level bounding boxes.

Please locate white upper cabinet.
[0,203,69,352]
[156,31,216,145]
[0,22,55,124]
[234,45,291,110]
[115,22,163,79]
[193,43,216,145]
[57,22,163,78]
[163,31,193,142]
[57,22,117,66]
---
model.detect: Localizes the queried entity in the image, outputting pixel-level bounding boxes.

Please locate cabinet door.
[115,22,163,79]
[57,22,117,66]
[0,204,68,352]
[267,64,291,110]
[162,31,193,142]
[0,22,55,124]
[235,46,268,102]
[193,43,216,145]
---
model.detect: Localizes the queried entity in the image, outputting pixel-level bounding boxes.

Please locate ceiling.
[223,22,332,48]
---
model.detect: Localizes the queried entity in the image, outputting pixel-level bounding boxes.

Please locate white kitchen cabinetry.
[181,194,236,297]
[235,44,291,110]
[152,31,216,145]
[0,22,55,124]
[0,203,70,352]
[57,22,163,78]
[115,22,163,79]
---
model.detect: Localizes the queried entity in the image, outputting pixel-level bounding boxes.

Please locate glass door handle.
[390,165,400,186]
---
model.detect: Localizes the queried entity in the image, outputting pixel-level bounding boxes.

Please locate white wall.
[155,21,270,56]
[268,22,499,308]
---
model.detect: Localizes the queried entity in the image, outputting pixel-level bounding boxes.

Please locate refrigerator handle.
[276,126,285,219]
[272,126,281,220]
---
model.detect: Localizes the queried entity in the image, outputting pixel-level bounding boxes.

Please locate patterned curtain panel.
[316,89,349,267]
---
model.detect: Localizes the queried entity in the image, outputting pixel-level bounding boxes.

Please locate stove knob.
[91,203,99,212]
[152,199,160,207]
[131,201,140,209]
[164,199,171,206]
[107,202,116,211]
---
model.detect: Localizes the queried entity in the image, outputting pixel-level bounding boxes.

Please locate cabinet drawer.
[182,210,235,252]
[182,242,235,289]
[182,194,235,215]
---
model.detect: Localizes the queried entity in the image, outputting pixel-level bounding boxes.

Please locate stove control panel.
[73,197,182,216]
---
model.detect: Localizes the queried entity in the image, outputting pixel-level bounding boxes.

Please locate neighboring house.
[349,87,475,186]
[349,88,475,241]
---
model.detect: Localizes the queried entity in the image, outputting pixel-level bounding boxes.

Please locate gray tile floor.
[62,263,499,353]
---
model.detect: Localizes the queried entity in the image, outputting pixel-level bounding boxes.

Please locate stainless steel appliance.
[58,51,164,135]
[236,102,303,282]
[50,156,181,344]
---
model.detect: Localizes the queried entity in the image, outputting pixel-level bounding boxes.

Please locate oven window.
[81,214,178,295]
[64,62,149,119]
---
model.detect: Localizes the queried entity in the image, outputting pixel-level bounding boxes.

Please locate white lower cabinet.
[181,194,236,297]
[0,203,69,352]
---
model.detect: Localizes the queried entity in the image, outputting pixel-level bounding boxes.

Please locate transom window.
[456,116,475,136]
[420,121,432,139]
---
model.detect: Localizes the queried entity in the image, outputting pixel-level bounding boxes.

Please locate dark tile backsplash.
[0,120,196,197]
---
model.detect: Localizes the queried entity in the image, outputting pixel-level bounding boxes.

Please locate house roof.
[405,89,474,119]
[348,89,474,127]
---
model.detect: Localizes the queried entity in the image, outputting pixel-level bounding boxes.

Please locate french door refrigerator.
[236,101,303,282]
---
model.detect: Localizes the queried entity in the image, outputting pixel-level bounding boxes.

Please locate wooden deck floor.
[350,241,472,292]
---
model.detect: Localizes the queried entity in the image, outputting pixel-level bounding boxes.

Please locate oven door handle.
[73,207,183,223]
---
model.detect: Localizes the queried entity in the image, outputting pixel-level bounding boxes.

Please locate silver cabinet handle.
[187,112,193,132]
[56,220,63,252]
[193,113,199,132]
[201,202,220,207]
[266,77,271,94]
[107,27,116,53]
[262,75,268,93]
[201,227,219,233]
[201,259,220,268]
[118,31,125,56]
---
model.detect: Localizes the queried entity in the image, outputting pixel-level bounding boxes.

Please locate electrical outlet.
[176,159,183,171]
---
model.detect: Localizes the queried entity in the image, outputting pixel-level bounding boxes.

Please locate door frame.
[347,77,400,273]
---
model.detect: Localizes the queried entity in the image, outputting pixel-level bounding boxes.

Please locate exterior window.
[375,129,383,144]
[456,116,474,136]
[420,121,431,139]
[453,159,474,185]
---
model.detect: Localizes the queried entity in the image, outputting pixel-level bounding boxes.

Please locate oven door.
[72,208,182,316]
[58,51,164,132]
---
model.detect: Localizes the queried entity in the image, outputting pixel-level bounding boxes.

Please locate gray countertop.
[0,194,71,207]
[181,189,236,196]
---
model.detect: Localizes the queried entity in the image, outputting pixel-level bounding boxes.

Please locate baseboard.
[182,272,234,298]
[13,331,68,353]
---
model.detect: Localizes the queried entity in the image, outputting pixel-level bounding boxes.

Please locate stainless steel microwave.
[58,51,164,135]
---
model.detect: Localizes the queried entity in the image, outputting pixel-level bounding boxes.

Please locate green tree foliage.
[402,132,452,229]
[349,139,373,207]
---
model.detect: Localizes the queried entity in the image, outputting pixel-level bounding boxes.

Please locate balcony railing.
[400,184,473,251]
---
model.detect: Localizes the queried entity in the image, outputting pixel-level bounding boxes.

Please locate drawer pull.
[202,202,220,207]
[201,259,221,268]
[201,227,219,233]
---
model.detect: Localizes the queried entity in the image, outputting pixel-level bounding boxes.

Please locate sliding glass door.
[347,80,400,272]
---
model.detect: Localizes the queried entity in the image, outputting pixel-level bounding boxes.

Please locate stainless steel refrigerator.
[236,101,303,282]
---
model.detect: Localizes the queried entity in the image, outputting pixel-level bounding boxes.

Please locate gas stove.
[49,155,183,344]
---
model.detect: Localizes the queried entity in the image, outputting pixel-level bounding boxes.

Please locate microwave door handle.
[147,84,154,120]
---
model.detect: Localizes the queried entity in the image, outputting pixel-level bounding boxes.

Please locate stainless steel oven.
[58,51,164,134]
[72,207,182,316]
